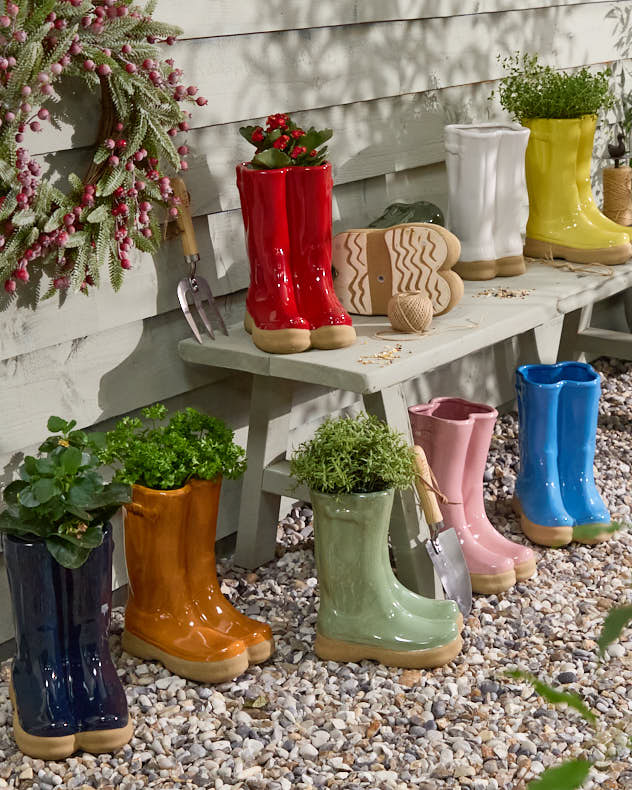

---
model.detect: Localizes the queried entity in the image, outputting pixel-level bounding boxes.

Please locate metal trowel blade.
[426,528,472,617]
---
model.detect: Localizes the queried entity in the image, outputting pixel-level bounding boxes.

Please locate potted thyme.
[289,413,461,668]
[1,417,132,759]
[236,112,355,355]
[494,52,631,265]
[100,403,273,684]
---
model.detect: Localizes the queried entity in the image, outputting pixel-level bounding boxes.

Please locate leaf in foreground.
[505,671,597,725]
[598,604,632,655]
[527,759,591,790]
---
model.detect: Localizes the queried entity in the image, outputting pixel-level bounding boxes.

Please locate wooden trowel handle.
[172,176,199,258]
[413,445,444,525]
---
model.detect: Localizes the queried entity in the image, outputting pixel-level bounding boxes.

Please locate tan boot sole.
[310,323,356,350]
[247,637,275,665]
[244,311,311,354]
[332,223,463,317]
[457,611,464,632]
[454,255,526,281]
[470,568,516,594]
[314,631,462,669]
[122,630,248,683]
[10,683,132,760]
[514,556,537,581]
[512,496,573,547]
[524,237,632,266]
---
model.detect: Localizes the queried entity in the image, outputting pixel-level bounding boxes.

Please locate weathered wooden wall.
[1,0,630,643]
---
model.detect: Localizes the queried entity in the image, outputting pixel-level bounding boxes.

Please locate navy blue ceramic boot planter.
[513,362,611,547]
[64,524,133,750]
[5,525,132,759]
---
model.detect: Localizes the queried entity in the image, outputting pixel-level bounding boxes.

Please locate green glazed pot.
[369,200,445,229]
[311,489,461,667]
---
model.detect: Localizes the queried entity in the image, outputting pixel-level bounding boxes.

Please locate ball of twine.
[603,166,632,226]
[387,292,433,333]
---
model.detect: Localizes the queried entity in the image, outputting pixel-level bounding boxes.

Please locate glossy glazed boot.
[312,489,462,668]
[556,363,611,543]
[522,118,631,265]
[187,478,275,664]
[445,398,536,581]
[236,163,311,354]
[409,401,516,594]
[64,524,132,752]
[123,484,249,682]
[514,365,574,546]
[577,115,631,235]
[5,529,132,759]
[446,123,529,280]
[5,534,76,758]
[285,163,356,350]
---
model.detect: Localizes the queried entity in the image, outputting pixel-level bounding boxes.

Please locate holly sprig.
[239,112,332,169]
[0,0,207,298]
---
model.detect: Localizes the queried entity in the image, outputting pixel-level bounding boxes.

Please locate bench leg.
[364,384,441,599]
[557,304,593,362]
[234,374,294,569]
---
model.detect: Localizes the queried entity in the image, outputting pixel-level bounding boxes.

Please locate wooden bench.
[180,261,632,598]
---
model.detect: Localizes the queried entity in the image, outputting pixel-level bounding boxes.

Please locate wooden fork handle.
[413,445,444,525]
[172,176,199,258]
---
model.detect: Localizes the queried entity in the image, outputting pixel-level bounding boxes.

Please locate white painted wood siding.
[1,1,629,643]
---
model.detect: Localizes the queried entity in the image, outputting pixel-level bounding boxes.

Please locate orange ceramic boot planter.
[122,484,249,683]
[187,479,275,664]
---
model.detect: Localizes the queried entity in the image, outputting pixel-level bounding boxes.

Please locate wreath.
[0,0,205,298]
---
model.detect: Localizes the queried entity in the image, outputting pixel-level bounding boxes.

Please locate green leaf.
[527,760,591,790]
[56,525,104,549]
[48,416,69,433]
[31,477,61,504]
[60,446,82,476]
[598,604,632,655]
[0,510,34,535]
[68,474,104,508]
[87,431,107,451]
[44,208,67,233]
[63,231,89,249]
[96,167,128,198]
[0,158,14,183]
[239,125,258,143]
[3,480,28,510]
[89,481,132,509]
[505,671,597,725]
[86,205,109,224]
[19,486,41,508]
[11,209,36,227]
[251,148,292,169]
[45,536,92,569]
[573,521,624,542]
[35,457,55,475]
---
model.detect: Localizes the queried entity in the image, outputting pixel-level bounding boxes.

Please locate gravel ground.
[1,357,631,789]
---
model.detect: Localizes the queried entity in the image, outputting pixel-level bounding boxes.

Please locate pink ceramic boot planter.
[409,399,520,594]
[454,398,536,581]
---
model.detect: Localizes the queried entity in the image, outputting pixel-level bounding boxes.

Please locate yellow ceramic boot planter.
[523,118,632,265]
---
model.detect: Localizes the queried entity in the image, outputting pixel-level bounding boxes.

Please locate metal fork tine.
[196,277,229,336]
[177,280,203,343]
[190,283,216,340]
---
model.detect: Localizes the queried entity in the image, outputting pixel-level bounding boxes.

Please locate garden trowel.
[413,445,472,617]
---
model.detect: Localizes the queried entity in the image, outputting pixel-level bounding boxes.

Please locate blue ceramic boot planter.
[514,362,611,547]
[5,525,132,759]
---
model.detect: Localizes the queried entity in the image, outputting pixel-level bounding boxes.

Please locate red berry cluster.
[241,112,332,169]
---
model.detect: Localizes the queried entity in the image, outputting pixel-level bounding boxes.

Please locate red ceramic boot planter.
[286,163,356,350]
[236,164,311,354]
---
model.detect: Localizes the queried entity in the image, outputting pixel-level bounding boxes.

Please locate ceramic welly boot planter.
[290,413,463,668]
[514,362,612,547]
[445,123,530,280]
[187,478,275,664]
[494,54,631,265]
[238,113,355,353]
[102,403,271,681]
[410,398,536,586]
[332,222,463,317]
[1,416,133,759]
[409,399,524,595]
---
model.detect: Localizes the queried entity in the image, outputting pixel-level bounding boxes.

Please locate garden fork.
[172,176,228,343]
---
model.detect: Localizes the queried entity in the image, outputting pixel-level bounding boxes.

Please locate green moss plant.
[493,52,615,120]
[100,403,246,491]
[290,413,417,495]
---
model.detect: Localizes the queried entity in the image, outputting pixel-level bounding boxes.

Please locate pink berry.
[21,85,31,96]
[196,97,207,106]
[125,161,134,171]
[142,228,152,238]
[83,60,95,71]
[51,63,62,75]
[15,268,29,282]
[105,138,115,149]
[38,108,49,120]
[4,278,16,293]
[115,122,123,131]
[121,43,132,54]
[125,63,137,74]
[178,145,189,155]
[29,121,41,132]
[0,16,10,26]
[169,207,179,218]
[40,84,53,96]
[179,160,189,171]
[97,64,111,77]
[53,276,69,290]
[4,111,14,122]
[57,231,69,247]
[108,155,119,167]
[187,86,198,96]
[120,257,131,270]
[142,59,153,70]
[13,30,26,42]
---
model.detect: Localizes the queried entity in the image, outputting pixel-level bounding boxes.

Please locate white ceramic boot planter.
[445,123,530,280]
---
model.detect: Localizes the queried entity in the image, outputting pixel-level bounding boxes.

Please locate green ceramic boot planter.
[369,200,445,228]
[312,489,462,668]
